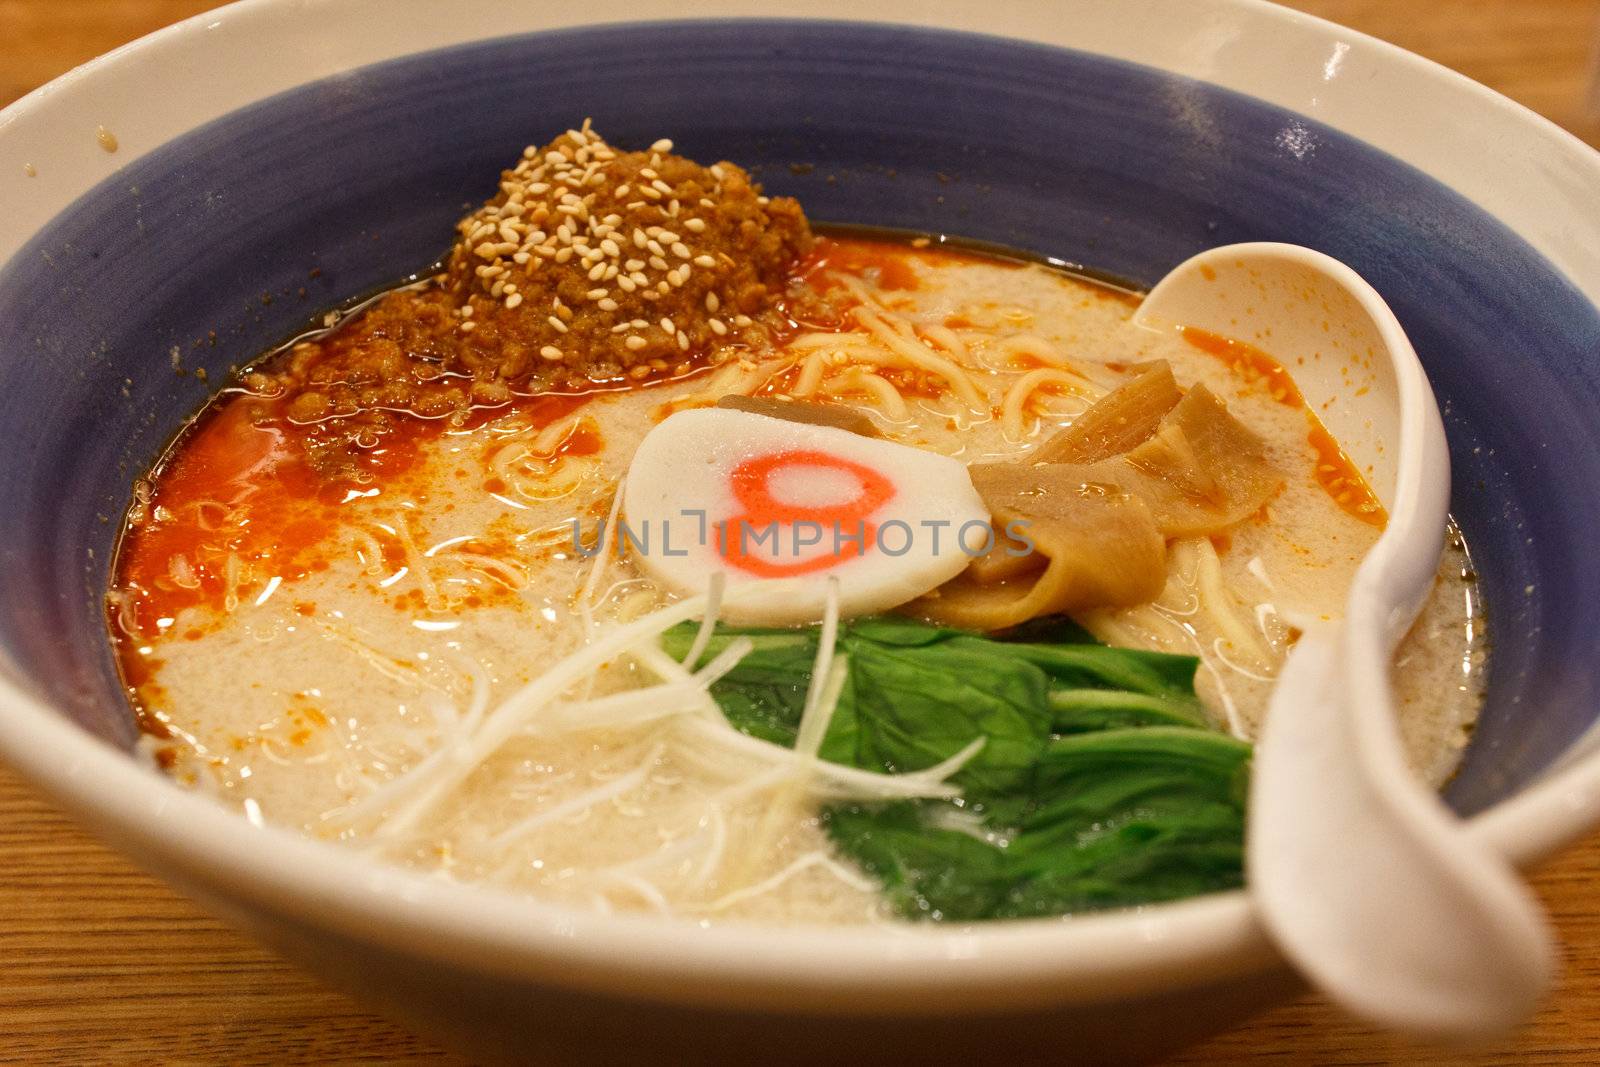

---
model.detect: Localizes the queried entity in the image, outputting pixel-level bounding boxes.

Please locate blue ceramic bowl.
[3,3,1599,1061]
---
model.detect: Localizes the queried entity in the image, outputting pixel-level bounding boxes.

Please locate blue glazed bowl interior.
[3,20,1598,818]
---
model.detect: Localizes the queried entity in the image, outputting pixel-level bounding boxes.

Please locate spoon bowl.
[1135,242,1556,1039]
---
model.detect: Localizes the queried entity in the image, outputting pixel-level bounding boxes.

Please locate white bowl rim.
[3,0,1600,1014]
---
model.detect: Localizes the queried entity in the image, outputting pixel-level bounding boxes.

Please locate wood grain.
[3,1,1599,1063]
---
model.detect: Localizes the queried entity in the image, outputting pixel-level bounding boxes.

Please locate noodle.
[531,413,595,455]
[850,307,987,409]
[792,351,826,398]
[999,368,1097,440]
[825,367,909,420]
[916,322,971,363]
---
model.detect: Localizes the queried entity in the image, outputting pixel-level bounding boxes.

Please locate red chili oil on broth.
[111,387,600,644]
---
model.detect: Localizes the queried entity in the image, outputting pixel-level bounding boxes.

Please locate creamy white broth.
[114,240,1483,924]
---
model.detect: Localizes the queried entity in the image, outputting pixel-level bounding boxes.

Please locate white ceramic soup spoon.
[1133,243,1554,1039]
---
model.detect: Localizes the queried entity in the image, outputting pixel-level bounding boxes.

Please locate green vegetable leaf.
[661,613,1249,921]
[824,729,1249,922]
[828,632,1050,795]
[663,618,1057,795]
[660,627,817,747]
[821,802,1012,921]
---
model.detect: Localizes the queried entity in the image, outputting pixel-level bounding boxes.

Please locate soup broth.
[111,238,1482,924]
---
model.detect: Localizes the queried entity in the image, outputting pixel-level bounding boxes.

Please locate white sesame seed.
[693,254,716,268]
[587,287,608,300]
[548,315,569,333]
[505,293,524,309]
[650,138,673,152]
[684,218,707,233]
[588,262,607,281]
[615,183,631,197]
[626,258,646,272]
[656,230,679,244]
[671,242,692,260]
[601,238,622,256]
[734,315,752,327]
[709,318,727,335]
[625,335,648,351]
[461,321,477,332]
[705,292,720,312]
[598,298,619,311]
[677,330,690,351]
[649,255,670,271]
[660,317,675,334]
[540,345,563,360]
[617,276,637,292]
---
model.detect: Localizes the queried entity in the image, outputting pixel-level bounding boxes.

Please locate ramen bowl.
[4,1,1600,1061]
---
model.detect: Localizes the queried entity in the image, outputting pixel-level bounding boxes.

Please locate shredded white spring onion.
[343,574,979,844]
[678,569,726,670]
[707,850,881,912]
[488,741,666,847]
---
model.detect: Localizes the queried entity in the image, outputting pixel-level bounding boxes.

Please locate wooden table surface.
[3,2,1600,1063]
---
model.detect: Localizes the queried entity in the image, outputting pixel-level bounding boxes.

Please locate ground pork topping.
[243,122,813,473]
[446,120,811,381]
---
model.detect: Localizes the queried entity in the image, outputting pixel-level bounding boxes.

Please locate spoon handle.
[1248,622,1555,1039]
